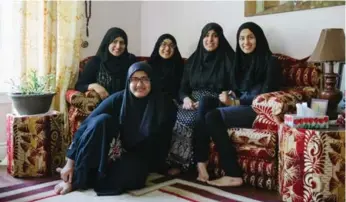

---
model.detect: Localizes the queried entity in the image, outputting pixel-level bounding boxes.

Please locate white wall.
[140,1,345,59]
[81,1,141,58]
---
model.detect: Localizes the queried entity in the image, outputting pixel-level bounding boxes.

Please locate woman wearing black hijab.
[195,22,281,186]
[75,27,137,99]
[148,34,184,101]
[166,23,234,175]
[54,62,176,195]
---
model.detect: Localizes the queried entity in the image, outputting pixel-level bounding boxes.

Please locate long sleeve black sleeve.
[261,56,281,94]
[179,63,192,101]
[75,56,101,92]
[239,56,281,106]
[174,63,184,101]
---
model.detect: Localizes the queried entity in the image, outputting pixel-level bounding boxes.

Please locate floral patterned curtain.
[13,0,84,133]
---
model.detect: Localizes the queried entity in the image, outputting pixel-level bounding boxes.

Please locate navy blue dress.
[67,62,176,195]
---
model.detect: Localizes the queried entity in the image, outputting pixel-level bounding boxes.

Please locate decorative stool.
[6,111,68,177]
[278,124,345,202]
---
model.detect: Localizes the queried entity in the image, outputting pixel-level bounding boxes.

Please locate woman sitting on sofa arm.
[195,22,282,187]
[75,27,137,100]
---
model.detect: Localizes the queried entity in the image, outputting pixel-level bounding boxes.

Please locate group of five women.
[53,21,282,196]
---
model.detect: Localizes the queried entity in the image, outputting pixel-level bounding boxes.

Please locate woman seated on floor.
[195,22,282,187]
[54,62,176,195]
[75,27,137,100]
[148,33,184,102]
[166,22,235,176]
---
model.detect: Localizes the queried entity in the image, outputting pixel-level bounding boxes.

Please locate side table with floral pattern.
[278,124,345,202]
[6,111,67,177]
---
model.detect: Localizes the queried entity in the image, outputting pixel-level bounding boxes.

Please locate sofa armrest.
[252,91,301,116]
[251,91,303,130]
[66,89,102,115]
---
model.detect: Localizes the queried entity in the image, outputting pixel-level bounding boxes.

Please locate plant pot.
[9,93,56,115]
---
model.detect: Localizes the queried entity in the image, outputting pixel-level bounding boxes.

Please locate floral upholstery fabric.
[208,128,278,190]
[6,111,66,177]
[66,56,102,137]
[208,54,322,191]
[273,53,321,88]
[278,124,345,202]
[251,87,319,131]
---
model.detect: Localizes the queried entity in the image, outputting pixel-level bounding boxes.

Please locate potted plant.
[8,69,56,115]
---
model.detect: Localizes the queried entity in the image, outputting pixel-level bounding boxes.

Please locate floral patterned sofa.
[66,54,322,191]
[208,54,322,191]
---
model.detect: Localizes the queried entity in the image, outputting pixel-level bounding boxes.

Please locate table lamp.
[308,28,345,119]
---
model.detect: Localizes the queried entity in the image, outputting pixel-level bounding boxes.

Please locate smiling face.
[108,37,126,56]
[129,71,151,98]
[239,28,256,54]
[203,30,219,52]
[159,38,175,59]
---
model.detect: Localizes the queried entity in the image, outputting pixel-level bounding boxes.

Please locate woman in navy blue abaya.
[54,62,176,195]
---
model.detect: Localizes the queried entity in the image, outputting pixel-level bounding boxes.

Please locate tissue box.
[284,114,329,129]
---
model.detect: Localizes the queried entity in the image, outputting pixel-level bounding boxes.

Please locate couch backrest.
[273,53,322,88]
[79,54,322,88]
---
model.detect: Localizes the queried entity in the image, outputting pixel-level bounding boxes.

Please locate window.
[0,2,18,93]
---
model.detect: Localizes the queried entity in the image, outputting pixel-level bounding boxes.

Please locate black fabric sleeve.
[75,56,101,92]
[174,62,184,101]
[239,56,281,106]
[261,56,282,94]
[149,98,177,172]
[66,91,123,160]
[128,53,138,65]
[179,62,192,101]
[239,84,262,105]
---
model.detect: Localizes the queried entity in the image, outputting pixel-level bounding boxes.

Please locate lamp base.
[319,89,342,120]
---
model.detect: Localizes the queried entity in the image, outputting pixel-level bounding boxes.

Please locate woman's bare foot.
[207,176,243,187]
[167,167,181,176]
[54,181,72,195]
[196,162,209,182]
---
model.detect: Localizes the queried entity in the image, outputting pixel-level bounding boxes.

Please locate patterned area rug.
[0,164,281,202]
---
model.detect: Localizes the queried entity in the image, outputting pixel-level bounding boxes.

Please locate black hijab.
[119,61,164,148]
[148,34,184,98]
[230,22,272,92]
[96,27,133,76]
[187,22,235,92]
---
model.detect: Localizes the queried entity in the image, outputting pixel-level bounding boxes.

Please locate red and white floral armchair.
[208,54,322,191]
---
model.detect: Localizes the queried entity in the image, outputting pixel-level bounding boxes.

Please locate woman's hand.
[182,97,196,110]
[88,83,109,100]
[219,91,233,106]
[56,159,75,183]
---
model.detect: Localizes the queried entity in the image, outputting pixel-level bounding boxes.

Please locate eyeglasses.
[160,42,176,49]
[129,77,151,85]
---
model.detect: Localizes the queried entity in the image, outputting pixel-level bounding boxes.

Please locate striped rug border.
[0,173,265,202]
[130,178,261,202]
[0,180,60,202]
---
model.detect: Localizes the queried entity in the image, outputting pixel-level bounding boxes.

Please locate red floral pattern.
[6,111,66,177]
[208,128,278,190]
[279,124,345,202]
